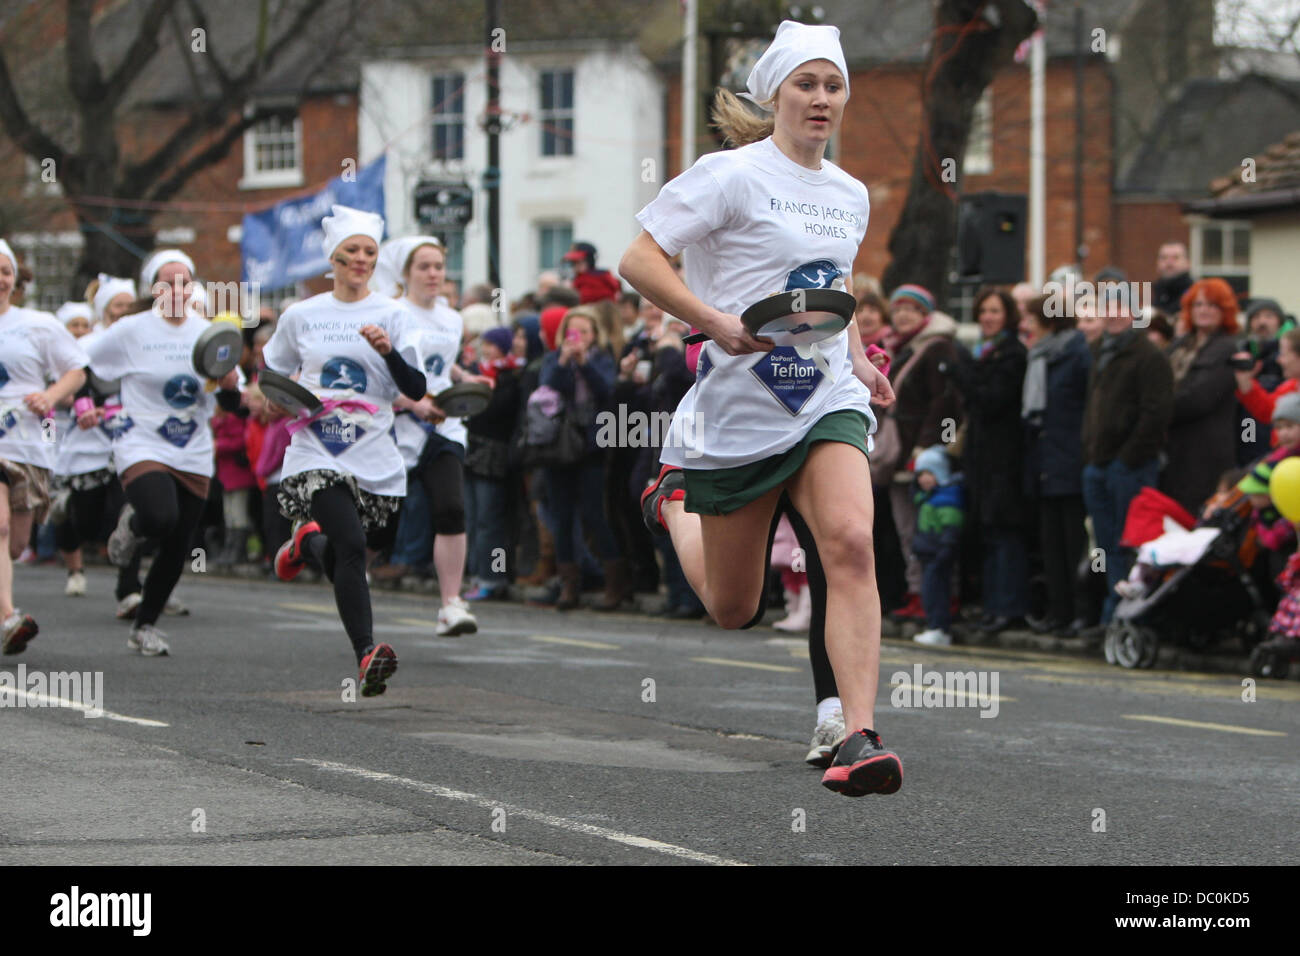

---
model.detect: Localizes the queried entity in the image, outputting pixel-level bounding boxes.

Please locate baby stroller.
[1105,487,1272,668]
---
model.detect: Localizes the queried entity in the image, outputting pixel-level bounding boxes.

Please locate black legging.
[56,479,142,600]
[123,472,207,627]
[740,492,839,705]
[416,447,466,535]
[302,484,374,662]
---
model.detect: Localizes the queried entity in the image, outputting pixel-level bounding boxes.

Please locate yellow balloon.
[1268,456,1300,522]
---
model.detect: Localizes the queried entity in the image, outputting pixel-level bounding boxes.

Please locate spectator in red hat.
[564,242,621,305]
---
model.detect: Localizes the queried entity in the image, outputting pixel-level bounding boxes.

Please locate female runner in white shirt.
[0,239,89,654]
[383,237,486,636]
[620,21,902,797]
[54,275,144,611]
[89,250,239,656]
[266,206,428,698]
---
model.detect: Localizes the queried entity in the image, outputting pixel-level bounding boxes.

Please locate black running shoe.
[821,728,902,796]
[639,464,685,537]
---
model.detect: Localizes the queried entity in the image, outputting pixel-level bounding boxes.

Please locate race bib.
[157,416,198,448]
[309,416,366,457]
[749,347,823,415]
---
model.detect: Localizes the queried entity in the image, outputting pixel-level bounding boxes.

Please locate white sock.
[816,696,842,724]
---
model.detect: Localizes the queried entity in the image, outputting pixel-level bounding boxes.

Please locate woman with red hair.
[1160,278,1241,512]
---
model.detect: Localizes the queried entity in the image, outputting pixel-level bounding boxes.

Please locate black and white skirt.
[277,469,401,531]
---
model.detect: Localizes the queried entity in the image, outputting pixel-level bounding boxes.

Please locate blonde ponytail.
[84,276,100,307]
[711,88,775,147]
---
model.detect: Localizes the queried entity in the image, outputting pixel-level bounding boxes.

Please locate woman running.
[267,206,427,697]
[620,20,902,796]
[88,250,237,656]
[383,235,482,636]
[54,275,144,614]
[0,239,89,653]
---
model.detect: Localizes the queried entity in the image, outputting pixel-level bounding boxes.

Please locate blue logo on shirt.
[425,354,446,377]
[0,361,8,389]
[696,346,713,382]
[321,357,367,393]
[749,348,823,415]
[100,410,135,439]
[785,259,841,291]
[157,416,198,447]
[309,416,366,456]
[163,374,201,409]
[0,408,18,438]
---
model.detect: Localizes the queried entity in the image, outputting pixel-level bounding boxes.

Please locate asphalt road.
[3,564,1297,866]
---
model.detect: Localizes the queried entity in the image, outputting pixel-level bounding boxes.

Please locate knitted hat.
[480,326,513,356]
[1273,392,1300,425]
[889,283,934,315]
[540,304,567,351]
[914,445,952,485]
[1246,298,1286,324]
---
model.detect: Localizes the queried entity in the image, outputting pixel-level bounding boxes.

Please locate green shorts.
[683,410,870,516]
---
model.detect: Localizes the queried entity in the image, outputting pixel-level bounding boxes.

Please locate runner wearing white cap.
[266,206,427,697]
[621,20,903,796]
[53,275,145,611]
[0,239,90,654]
[88,250,239,655]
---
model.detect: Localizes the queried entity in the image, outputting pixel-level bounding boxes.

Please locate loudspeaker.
[956,192,1026,284]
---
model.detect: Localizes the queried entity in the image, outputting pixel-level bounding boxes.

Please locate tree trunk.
[881,0,1038,305]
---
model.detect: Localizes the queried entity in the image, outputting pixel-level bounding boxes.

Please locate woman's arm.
[618,231,770,356]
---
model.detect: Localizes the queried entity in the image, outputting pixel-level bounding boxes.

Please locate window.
[10,233,82,312]
[241,108,303,189]
[964,89,993,176]
[431,73,466,162]
[539,69,574,157]
[1193,220,1250,293]
[537,222,573,273]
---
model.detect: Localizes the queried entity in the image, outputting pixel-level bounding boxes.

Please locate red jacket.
[1237,377,1299,431]
[573,269,620,304]
[212,411,256,492]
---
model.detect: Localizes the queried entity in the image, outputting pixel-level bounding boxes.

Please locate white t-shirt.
[0,306,90,470]
[262,291,423,497]
[391,297,466,469]
[84,310,218,477]
[54,326,117,477]
[635,136,875,469]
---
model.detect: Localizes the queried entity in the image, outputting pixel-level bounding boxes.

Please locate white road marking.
[0,687,169,726]
[295,758,748,866]
[530,635,619,650]
[691,656,800,674]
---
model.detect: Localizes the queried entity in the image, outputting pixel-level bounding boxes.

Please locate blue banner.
[241,155,386,290]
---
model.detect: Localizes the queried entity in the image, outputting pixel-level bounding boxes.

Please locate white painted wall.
[1248,211,1300,310]
[360,44,664,303]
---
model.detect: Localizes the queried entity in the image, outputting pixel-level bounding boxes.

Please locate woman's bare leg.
[661,485,784,629]
[0,484,12,618]
[786,441,881,736]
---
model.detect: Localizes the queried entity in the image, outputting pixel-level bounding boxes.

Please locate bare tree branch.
[101,0,181,106]
[181,0,234,96]
[65,0,106,103]
[146,113,260,204]
[0,47,67,167]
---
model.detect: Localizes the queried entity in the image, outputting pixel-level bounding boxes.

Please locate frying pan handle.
[681,332,709,345]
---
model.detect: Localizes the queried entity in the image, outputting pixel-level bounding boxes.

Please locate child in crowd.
[211,396,255,566]
[911,445,965,647]
[770,514,809,632]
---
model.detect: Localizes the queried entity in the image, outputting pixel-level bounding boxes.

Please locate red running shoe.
[821,729,903,796]
[358,643,398,697]
[275,521,321,582]
[639,465,685,538]
[2,612,38,656]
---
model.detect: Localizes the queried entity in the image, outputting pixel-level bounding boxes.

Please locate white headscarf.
[0,238,18,276]
[92,273,137,321]
[56,302,93,326]
[371,235,442,297]
[139,248,196,298]
[321,204,385,262]
[742,20,850,110]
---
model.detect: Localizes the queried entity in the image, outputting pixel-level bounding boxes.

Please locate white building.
[359,40,664,302]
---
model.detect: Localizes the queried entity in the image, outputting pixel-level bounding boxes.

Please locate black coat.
[1161,330,1240,513]
[951,331,1028,528]
[1023,330,1090,498]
